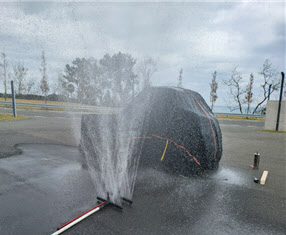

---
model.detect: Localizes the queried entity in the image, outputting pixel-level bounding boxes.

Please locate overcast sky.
[0,1,285,106]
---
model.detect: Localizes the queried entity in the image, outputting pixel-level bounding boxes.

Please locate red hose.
[152,135,201,165]
[57,201,106,230]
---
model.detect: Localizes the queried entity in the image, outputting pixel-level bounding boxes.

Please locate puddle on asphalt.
[214,167,248,185]
[2,144,251,187]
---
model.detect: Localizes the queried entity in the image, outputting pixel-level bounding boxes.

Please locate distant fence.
[0,93,69,102]
[0,101,121,112]
[0,101,265,118]
[214,112,265,119]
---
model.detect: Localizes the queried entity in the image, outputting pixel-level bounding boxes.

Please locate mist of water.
[80,92,152,204]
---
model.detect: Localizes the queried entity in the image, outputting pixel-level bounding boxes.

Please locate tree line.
[0,51,50,104]
[0,51,158,107]
[209,59,283,114]
[0,50,283,112]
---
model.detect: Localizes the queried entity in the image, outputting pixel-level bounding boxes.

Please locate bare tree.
[40,51,49,104]
[0,52,8,101]
[223,67,245,114]
[252,59,279,114]
[178,68,183,88]
[26,78,35,94]
[56,72,67,96]
[138,57,157,90]
[209,71,218,111]
[13,63,28,95]
[244,73,254,114]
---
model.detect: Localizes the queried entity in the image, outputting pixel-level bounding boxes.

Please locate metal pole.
[268,84,272,100]
[253,151,260,170]
[11,80,17,118]
[275,72,285,131]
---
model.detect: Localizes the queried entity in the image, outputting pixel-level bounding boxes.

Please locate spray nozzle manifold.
[96,192,133,210]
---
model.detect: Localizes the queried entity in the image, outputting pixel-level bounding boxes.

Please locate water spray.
[51,193,132,235]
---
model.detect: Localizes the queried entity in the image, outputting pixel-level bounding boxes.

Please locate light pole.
[11,80,17,118]
[275,72,285,131]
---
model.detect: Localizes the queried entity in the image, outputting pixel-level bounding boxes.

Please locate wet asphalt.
[0,108,285,235]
